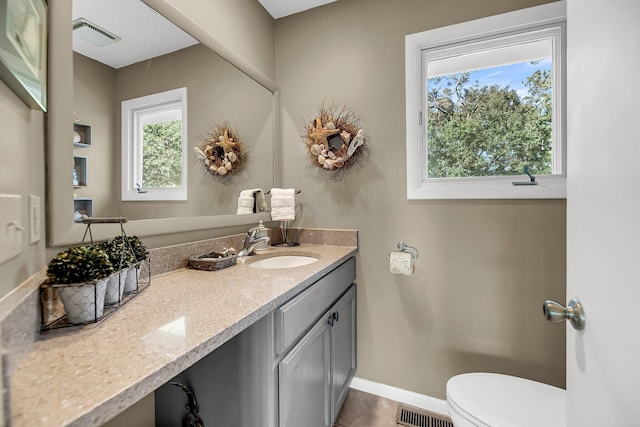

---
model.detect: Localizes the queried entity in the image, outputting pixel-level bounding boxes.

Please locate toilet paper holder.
[390,241,419,262]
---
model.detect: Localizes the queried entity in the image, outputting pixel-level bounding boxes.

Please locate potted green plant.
[98,237,136,305]
[47,245,115,324]
[123,235,148,293]
[127,235,148,261]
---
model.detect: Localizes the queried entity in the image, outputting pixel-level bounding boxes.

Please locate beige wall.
[73,53,119,218]
[275,0,565,399]
[0,80,46,298]
[146,0,276,84]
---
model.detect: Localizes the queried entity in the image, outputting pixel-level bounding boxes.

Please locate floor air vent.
[396,404,453,427]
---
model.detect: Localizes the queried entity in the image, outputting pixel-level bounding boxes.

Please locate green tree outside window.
[142,120,183,187]
[427,63,552,179]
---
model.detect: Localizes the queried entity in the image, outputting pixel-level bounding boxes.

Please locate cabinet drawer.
[275,257,355,355]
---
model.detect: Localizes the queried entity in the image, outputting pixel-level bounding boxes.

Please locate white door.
[566,0,640,424]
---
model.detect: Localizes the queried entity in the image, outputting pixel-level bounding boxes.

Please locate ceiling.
[72,0,198,69]
[72,0,337,69]
[258,0,337,19]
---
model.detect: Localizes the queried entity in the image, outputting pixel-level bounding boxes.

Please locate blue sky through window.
[429,58,551,98]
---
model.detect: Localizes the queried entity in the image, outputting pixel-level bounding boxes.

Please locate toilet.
[446,373,566,427]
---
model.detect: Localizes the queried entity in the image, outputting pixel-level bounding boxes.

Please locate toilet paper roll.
[389,251,414,276]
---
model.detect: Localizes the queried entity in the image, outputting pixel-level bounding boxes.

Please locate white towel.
[237,188,267,215]
[237,197,253,215]
[270,188,296,221]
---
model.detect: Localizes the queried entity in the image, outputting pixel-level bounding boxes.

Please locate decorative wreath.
[194,122,246,181]
[303,103,368,177]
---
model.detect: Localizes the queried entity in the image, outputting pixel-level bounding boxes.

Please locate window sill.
[122,187,187,201]
[407,175,566,200]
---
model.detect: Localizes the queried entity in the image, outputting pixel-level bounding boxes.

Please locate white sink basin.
[247,255,318,269]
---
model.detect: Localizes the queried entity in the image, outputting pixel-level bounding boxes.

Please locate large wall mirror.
[48,0,278,246]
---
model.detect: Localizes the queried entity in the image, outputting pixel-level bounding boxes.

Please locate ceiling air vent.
[72,18,121,47]
[396,404,453,427]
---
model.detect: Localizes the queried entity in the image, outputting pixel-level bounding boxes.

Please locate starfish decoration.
[309,117,339,146]
[216,130,237,153]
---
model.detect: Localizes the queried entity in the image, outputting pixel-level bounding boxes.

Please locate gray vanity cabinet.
[330,284,357,418]
[155,256,356,427]
[278,311,332,427]
[278,284,357,427]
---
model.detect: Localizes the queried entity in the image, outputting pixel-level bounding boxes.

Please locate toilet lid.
[446,373,566,427]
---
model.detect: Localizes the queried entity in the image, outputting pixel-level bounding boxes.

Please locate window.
[121,88,188,201]
[405,2,566,199]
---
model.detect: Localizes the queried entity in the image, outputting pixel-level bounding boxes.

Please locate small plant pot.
[124,265,140,293]
[58,277,108,324]
[104,270,126,305]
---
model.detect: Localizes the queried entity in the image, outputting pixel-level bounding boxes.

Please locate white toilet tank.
[446,373,566,427]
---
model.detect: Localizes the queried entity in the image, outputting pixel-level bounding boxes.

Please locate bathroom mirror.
[48,0,279,246]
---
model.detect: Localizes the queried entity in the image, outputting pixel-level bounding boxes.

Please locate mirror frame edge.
[47,0,281,248]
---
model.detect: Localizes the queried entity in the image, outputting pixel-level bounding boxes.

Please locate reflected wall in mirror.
[72,0,274,220]
[47,0,278,246]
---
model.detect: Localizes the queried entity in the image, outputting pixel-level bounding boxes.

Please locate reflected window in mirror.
[121,87,188,201]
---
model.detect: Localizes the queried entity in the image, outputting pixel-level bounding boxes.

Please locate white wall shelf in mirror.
[73,198,93,222]
[73,156,88,187]
[73,123,91,147]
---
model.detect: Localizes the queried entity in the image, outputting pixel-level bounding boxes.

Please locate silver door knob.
[543,298,585,330]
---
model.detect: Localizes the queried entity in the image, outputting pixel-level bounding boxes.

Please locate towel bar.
[266,189,301,194]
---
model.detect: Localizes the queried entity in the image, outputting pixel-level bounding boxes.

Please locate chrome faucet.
[237,229,270,257]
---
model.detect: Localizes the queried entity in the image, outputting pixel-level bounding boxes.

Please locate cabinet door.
[330,285,357,421]
[278,314,332,427]
[275,257,355,356]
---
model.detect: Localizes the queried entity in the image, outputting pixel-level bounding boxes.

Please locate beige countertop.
[9,244,357,427]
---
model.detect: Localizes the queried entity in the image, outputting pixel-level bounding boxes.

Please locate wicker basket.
[188,251,238,271]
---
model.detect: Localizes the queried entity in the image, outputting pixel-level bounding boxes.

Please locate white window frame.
[121,87,188,201]
[405,2,566,199]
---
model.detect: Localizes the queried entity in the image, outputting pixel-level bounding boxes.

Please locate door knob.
[543,298,585,330]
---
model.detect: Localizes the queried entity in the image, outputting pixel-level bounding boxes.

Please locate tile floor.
[333,389,400,427]
[334,389,454,427]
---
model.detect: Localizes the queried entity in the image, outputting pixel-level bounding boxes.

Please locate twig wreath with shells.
[304,103,368,177]
[194,122,246,181]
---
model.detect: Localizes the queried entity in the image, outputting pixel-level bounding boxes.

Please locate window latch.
[136,183,148,193]
[512,166,538,186]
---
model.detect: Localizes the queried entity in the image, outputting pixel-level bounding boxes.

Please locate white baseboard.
[349,377,449,416]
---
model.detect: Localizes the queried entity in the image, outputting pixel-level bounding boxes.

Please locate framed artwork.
[0,0,48,111]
